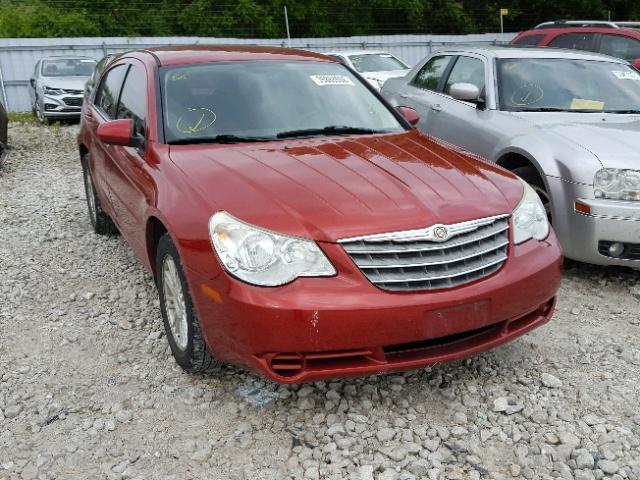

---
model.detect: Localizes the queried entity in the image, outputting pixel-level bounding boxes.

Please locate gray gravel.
[1,123,640,480]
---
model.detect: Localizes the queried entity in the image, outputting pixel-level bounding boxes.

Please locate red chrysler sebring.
[78,46,562,383]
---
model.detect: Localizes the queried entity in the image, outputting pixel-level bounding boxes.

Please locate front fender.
[494,132,601,184]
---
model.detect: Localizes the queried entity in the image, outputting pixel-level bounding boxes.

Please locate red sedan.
[78,46,562,383]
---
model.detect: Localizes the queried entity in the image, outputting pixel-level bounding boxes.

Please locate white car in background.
[324,50,411,90]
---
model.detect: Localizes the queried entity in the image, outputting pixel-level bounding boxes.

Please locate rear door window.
[512,34,546,46]
[599,34,640,61]
[411,56,452,91]
[95,64,128,119]
[548,33,597,51]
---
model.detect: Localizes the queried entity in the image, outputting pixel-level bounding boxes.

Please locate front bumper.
[548,177,640,266]
[185,232,563,383]
[42,94,83,118]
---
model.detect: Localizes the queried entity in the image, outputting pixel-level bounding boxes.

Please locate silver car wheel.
[162,255,189,351]
[532,185,552,217]
[36,100,45,123]
[83,167,97,224]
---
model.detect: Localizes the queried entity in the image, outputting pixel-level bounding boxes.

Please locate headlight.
[43,86,64,96]
[594,168,640,201]
[208,211,336,286]
[512,179,549,244]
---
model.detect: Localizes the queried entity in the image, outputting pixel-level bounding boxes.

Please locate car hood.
[511,112,640,169]
[168,130,522,242]
[42,76,89,90]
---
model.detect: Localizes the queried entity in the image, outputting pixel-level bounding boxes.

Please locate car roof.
[323,50,394,56]
[434,45,628,63]
[139,45,336,66]
[519,26,640,37]
[40,55,96,61]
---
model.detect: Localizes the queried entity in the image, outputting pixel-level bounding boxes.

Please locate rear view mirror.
[449,82,481,102]
[97,119,144,149]
[396,106,420,126]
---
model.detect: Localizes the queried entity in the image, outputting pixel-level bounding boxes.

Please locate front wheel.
[512,165,552,223]
[34,98,48,124]
[81,154,118,235]
[156,233,218,374]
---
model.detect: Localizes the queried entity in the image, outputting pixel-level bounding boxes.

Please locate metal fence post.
[0,66,8,111]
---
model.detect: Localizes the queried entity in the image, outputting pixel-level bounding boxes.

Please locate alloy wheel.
[83,167,97,225]
[36,101,45,123]
[161,255,189,351]
[532,185,552,220]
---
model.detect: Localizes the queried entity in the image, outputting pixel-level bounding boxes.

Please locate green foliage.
[7,112,36,123]
[0,0,639,38]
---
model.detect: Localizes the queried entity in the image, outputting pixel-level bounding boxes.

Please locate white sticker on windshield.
[612,70,640,80]
[310,74,354,86]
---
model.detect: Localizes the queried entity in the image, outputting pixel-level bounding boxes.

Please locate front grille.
[340,215,509,291]
[63,97,83,107]
[63,89,83,95]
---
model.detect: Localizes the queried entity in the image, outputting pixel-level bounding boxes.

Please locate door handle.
[399,93,409,99]
[431,104,443,112]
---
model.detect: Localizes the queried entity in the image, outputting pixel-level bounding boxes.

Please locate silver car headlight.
[43,86,64,96]
[512,179,549,244]
[209,211,336,286]
[594,168,640,201]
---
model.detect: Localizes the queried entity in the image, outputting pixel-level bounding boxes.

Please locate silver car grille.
[339,215,510,292]
[63,89,83,95]
[63,97,83,107]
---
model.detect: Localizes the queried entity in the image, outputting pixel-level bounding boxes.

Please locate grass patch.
[8,111,37,123]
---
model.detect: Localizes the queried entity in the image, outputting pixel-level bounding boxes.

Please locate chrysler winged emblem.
[431,225,449,241]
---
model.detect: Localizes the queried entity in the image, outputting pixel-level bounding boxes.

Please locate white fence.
[0,33,515,112]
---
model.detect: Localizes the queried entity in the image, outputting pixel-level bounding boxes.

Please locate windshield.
[349,53,409,73]
[161,61,404,144]
[41,58,96,77]
[498,58,640,113]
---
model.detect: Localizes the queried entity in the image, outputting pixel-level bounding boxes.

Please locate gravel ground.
[1,123,640,480]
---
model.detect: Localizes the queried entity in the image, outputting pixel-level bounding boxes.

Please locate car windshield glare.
[349,54,408,73]
[497,58,640,113]
[161,61,404,143]
[42,59,96,77]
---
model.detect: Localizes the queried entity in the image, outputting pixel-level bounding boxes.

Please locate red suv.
[78,46,562,383]
[511,20,640,69]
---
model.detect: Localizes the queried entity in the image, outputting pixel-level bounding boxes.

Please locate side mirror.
[632,58,640,70]
[449,82,481,102]
[97,119,144,149]
[396,106,420,126]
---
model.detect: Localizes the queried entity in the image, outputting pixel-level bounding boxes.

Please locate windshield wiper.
[168,134,275,145]
[516,107,607,113]
[276,125,383,139]
[515,107,573,112]
[603,109,640,114]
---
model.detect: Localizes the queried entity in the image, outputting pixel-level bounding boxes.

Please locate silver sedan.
[29,56,96,122]
[382,46,640,267]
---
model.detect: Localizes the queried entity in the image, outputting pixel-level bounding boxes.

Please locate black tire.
[34,97,48,124]
[156,233,218,374]
[81,153,118,235]
[512,165,552,223]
